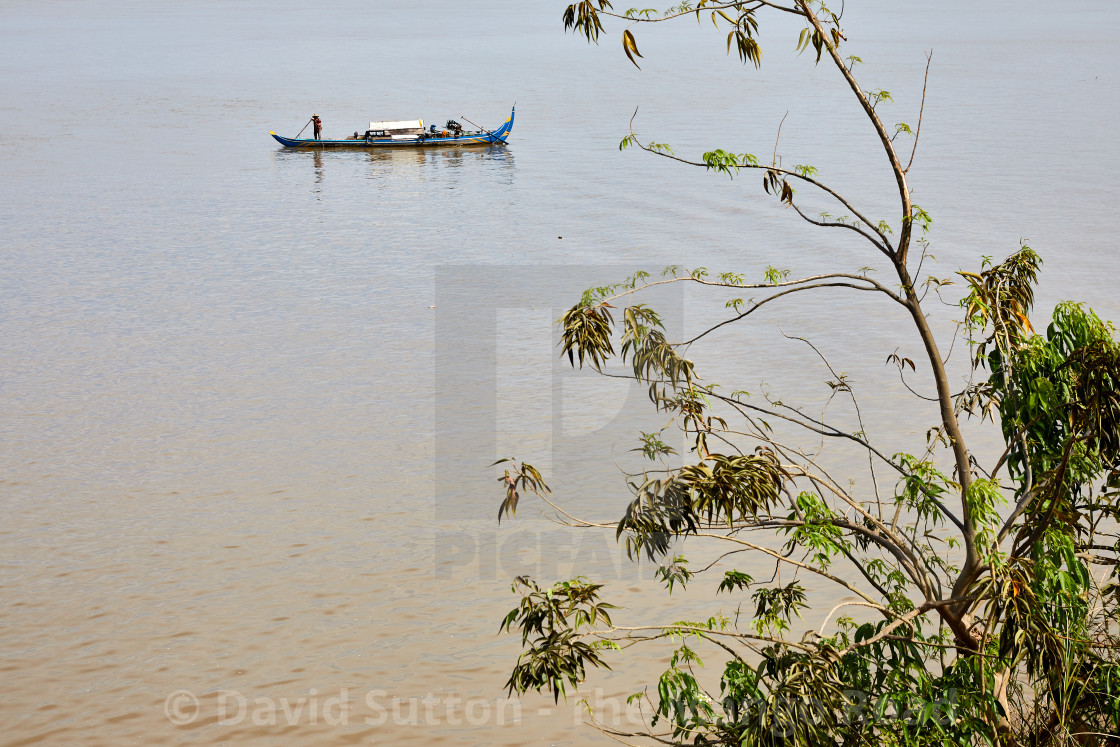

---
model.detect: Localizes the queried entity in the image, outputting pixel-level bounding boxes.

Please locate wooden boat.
[271,106,514,148]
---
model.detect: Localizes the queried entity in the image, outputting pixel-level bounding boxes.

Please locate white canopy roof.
[368,119,423,131]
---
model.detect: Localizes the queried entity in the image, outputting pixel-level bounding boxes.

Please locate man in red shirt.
[312,114,322,140]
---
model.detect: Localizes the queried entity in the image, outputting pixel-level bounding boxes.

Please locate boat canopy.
[369,119,423,131]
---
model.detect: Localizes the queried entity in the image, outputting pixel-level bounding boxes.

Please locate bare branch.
[631,140,896,255]
[771,110,787,166]
[787,198,896,250]
[903,51,932,174]
[680,279,904,346]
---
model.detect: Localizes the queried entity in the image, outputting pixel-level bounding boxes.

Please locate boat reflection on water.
[365,143,515,169]
[274,142,516,185]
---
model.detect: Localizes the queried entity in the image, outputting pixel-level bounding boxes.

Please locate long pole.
[295,117,313,139]
[461,116,501,143]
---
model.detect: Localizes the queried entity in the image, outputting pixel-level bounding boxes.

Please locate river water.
[2,0,1118,744]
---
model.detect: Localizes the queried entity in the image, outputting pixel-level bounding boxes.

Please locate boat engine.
[445,120,463,135]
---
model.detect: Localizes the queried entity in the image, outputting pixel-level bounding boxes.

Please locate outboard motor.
[445,119,463,135]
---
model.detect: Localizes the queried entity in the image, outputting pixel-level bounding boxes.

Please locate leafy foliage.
[494,3,1120,745]
[500,576,616,701]
[562,0,613,43]
[493,458,550,522]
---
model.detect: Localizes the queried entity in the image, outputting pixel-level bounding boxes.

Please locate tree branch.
[903,51,932,175]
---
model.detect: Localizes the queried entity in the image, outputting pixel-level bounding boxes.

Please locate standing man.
[312,114,322,140]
